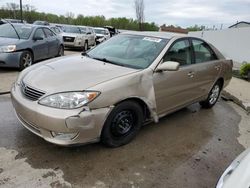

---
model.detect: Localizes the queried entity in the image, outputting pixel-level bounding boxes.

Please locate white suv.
[61,25,95,50]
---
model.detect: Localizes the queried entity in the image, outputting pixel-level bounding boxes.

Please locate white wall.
[189,27,250,64]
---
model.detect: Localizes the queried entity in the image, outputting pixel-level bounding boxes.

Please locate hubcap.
[22,53,32,68]
[209,85,220,104]
[111,110,134,137]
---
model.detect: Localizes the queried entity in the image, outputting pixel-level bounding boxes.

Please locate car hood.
[0,37,24,46]
[219,148,250,188]
[62,33,81,37]
[22,55,139,93]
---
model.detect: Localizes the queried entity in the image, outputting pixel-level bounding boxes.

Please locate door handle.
[187,72,195,78]
[215,65,221,70]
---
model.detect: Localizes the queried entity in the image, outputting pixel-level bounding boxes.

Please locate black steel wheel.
[101,101,144,147]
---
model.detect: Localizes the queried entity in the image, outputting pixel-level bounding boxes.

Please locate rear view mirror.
[156,61,180,72]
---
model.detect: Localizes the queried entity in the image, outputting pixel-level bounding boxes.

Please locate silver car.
[0,23,64,70]
[11,32,233,147]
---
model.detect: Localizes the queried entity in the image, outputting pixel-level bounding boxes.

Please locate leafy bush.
[240,62,250,77]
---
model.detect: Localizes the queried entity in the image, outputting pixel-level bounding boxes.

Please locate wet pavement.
[0,94,248,188]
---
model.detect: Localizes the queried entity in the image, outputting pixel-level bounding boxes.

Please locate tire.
[200,81,222,108]
[101,101,144,147]
[57,45,64,57]
[19,51,33,71]
[83,41,88,51]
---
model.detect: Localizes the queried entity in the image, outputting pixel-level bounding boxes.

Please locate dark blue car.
[0,23,64,70]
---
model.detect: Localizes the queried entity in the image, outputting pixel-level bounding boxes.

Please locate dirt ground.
[0,93,249,188]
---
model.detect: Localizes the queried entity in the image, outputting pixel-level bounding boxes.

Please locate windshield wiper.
[81,51,90,57]
[91,57,125,67]
[3,19,20,40]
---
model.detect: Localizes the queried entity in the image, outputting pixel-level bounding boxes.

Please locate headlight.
[38,91,100,109]
[0,45,16,53]
[76,36,82,40]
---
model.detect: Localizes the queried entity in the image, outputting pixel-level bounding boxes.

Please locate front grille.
[21,81,46,101]
[63,36,75,42]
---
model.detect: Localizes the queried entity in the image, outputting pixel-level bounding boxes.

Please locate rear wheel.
[200,81,222,108]
[57,45,64,57]
[19,51,33,71]
[101,101,144,147]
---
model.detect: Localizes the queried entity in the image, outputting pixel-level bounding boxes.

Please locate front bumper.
[11,83,112,146]
[0,51,22,68]
[63,40,84,48]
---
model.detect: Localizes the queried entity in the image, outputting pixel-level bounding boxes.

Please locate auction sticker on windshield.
[143,37,162,43]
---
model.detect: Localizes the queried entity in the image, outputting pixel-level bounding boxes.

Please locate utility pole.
[20,0,23,23]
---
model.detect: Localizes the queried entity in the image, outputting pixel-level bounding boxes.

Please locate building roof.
[229,21,250,28]
[159,25,188,34]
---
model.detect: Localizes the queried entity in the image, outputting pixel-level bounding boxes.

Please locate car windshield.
[0,24,33,39]
[87,34,169,69]
[63,26,81,34]
[94,29,105,35]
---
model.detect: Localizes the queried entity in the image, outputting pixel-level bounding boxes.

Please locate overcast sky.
[1,0,250,28]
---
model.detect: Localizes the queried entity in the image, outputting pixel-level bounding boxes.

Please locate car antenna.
[2,19,20,40]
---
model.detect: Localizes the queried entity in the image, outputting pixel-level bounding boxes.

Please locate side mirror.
[156,61,180,72]
[87,32,91,35]
[33,36,44,41]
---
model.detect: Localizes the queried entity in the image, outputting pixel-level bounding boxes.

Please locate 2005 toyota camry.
[11,32,232,147]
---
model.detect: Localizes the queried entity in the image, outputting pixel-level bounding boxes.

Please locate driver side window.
[163,39,192,66]
[34,28,45,39]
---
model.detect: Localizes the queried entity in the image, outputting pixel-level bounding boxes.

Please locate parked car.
[216,148,250,188]
[104,26,118,37]
[0,23,64,70]
[11,32,232,147]
[94,27,110,44]
[33,20,50,26]
[78,26,96,48]
[1,18,27,24]
[61,25,94,50]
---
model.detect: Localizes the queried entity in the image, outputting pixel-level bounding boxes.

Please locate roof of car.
[121,31,187,39]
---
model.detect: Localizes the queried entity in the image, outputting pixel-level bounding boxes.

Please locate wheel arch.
[22,48,34,61]
[217,77,224,88]
[114,97,153,122]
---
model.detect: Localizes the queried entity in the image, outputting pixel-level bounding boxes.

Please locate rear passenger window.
[192,39,217,63]
[164,39,192,66]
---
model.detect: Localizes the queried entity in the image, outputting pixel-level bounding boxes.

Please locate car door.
[153,39,201,115]
[190,39,222,97]
[32,28,49,61]
[43,28,59,57]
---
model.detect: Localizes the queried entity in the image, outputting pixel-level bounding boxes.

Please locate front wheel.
[200,81,222,108]
[101,101,144,147]
[19,51,33,71]
[83,41,88,51]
